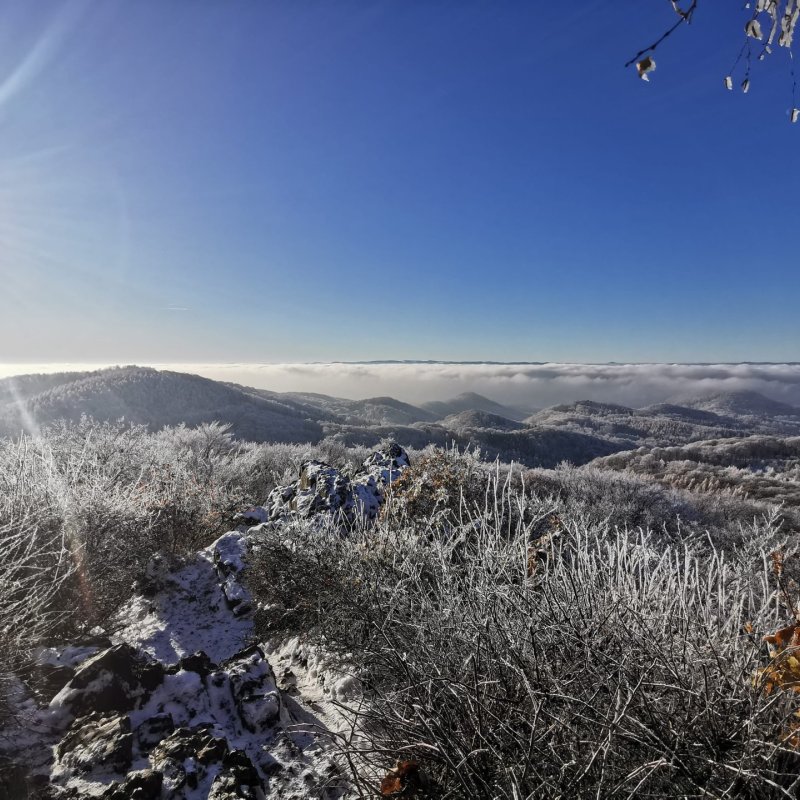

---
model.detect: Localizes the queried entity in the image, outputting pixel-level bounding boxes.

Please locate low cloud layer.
[195,362,800,408]
[4,362,799,410]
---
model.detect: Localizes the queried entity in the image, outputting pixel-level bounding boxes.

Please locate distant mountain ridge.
[421,392,533,422]
[0,370,97,406]
[524,390,800,448]
[2,367,799,468]
[670,390,800,418]
[266,391,438,426]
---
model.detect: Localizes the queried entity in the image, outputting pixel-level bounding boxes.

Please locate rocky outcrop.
[266,442,410,525]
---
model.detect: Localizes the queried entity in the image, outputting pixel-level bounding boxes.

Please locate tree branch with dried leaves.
[629,0,799,121]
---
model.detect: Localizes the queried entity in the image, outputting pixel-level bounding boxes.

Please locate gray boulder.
[266,442,410,525]
[50,643,164,721]
[56,712,134,774]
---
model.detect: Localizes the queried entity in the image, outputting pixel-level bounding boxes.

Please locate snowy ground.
[114,536,254,666]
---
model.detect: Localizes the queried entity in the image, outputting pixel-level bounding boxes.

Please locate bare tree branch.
[625,0,698,68]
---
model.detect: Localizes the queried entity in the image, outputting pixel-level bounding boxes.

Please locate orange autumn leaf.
[764,623,800,653]
[758,624,800,695]
[381,776,404,795]
[380,760,424,797]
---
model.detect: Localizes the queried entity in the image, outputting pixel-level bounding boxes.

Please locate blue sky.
[0,0,798,364]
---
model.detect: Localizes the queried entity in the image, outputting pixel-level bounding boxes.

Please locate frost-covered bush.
[247,495,795,798]
[381,446,778,550]
[523,462,793,550]
[0,513,73,735]
[5,422,800,796]
[0,420,383,637]
[382,445,503,530]
[525,463,700,532]
[591,437,800,529]
[0,420,264,628]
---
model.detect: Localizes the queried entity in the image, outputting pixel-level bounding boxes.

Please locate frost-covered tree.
[630,0,800,121]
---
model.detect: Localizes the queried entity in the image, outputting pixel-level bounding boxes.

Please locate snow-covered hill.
[0,367,325,444]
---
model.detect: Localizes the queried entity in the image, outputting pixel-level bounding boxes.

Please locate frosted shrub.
[523,463,787,549]
[382,445,496,529]
[0,511,73,733]
[246,468,796,798]
[341,526,791,798]
[0,420,384,640]
[0,419,278,629]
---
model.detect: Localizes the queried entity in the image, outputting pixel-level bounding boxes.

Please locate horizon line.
[2,360,800,369]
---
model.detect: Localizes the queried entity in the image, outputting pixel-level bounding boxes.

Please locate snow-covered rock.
[49,643,163,723]
[267,442,410,526]
[233,506,270,525]
[30,635,111,704]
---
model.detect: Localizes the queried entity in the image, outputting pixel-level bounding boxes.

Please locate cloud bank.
[4,362,799,409]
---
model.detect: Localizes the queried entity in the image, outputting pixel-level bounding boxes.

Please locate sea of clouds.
[2,362,800,410]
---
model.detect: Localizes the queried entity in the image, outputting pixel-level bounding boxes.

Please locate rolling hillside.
[0,367,324,444]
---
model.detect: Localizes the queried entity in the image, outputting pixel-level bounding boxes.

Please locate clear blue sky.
[0,0,798,364]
